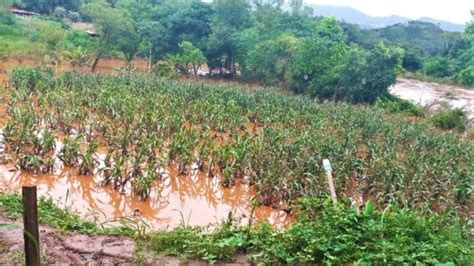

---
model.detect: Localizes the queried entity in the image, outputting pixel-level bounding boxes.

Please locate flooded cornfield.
[0,60,472,233]
[0,60,293,230]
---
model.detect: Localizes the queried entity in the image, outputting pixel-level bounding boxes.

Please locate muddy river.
[390,78,474,120]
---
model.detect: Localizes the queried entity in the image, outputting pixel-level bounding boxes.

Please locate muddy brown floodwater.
[0,164,291,230]
[390,78,474,120]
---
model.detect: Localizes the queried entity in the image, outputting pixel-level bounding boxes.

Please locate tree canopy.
[5,0,473,97]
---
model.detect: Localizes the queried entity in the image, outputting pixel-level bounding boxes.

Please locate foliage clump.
[375,96,425,116]
[153,61,176,79]
[431,108,469,131]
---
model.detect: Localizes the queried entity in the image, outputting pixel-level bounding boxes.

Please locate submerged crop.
[1,68,472,215]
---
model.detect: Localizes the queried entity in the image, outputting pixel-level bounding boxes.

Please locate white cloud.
[305,0,473,24]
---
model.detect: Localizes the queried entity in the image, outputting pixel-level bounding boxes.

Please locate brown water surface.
[0,56,149,84]
[0,164,291,230]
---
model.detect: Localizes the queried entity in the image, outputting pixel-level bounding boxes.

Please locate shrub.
[153,61,177,79]
[431,108,468,131]
[375,96,425,116]
[424,57,454,78]
[456,65,474,87]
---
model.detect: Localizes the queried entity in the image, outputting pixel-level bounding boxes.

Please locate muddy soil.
[0,212,136,264]
[0,213,249,265]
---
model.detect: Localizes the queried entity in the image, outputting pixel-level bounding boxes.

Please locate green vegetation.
[2,1,472,88]
[2,191,471,264]
[1,1,473,264]
[0,193,133,235]
[1,65,472,265]
[345,17,474,87]
[375,96,425,117]
[169,41,207,76]
[147,199,472,264]
[431,108,469,131]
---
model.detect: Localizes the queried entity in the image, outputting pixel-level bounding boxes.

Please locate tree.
[0,0,14,25]
[402,48,423,72]
[138,20,166,72]
[207,0,250,76]
[424,57,454,77]
[288,18,347,96]
[148,0,213,56]
[170,41,207,76]
[244,34,299,85]
[456,65,474,86]
[353,44,403,103]
[80,2,139,71]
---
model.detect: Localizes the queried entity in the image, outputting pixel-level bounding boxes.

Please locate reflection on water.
[0,164,292,230]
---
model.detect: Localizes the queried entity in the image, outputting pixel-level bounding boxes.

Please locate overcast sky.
[305,0,473,24]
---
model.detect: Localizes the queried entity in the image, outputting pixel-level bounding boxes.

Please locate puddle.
[390,78,474,120]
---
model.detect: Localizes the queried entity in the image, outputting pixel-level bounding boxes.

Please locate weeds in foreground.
[0,193,134,236]
[147,199,473,264]
[1,192,472,264]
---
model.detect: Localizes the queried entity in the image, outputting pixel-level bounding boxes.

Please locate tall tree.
[288,18,347,96]
[148,0,213,56]
[207,0,250,76]
[80,1,139,71]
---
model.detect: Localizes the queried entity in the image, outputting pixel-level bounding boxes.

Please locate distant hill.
[305,4,465,32]
[417,17,466,32]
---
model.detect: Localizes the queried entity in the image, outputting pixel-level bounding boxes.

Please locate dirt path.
[0,213,249,265]
[390,78,474,120]
[0,213,136,264]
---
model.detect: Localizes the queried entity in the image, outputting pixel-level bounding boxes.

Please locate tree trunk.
[148,46,152,73]
[193,64,198,77]
[91,57,100,73]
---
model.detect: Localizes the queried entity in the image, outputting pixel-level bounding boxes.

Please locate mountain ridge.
[305,4,465,32]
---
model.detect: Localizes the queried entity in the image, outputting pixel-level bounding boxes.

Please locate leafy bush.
[456,65,474,87]
[153,61,177,79]
[375,96,425,116]
[424,57,454,78]
[431,108,468,131]
[402,48,424,71]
